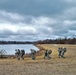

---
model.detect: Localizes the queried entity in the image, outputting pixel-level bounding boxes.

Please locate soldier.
[58,47,67,58]
[44,50,48,59]
[44,49,52,59]
[20,49,25,60]
[15,49,21,60]
[61,47,67,58]
[30,49,36,60]
[47,50,52,59]
[58,47,62,58]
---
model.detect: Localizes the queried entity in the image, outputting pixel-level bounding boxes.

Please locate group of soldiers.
[15,49,25,60]
[15,47,67,60]
[15,49,36,60]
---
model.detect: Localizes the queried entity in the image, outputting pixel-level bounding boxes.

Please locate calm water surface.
[0,44,39,55]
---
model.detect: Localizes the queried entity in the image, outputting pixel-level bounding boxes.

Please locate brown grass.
[0,44,76,75]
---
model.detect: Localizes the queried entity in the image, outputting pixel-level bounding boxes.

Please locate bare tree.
[0,49,7,58]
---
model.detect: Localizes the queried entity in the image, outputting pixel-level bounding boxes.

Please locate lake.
[0,44,39,55]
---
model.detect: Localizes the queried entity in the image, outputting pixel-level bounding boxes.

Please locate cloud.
[0,0,76,41]
[0,10,56,41]
[62,7,76,20]
[0,10,24,23]
[64,0,76,2]
[0,10,76,41]
[0,0,67,16]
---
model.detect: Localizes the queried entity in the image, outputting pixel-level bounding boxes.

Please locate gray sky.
[0,0,76,41]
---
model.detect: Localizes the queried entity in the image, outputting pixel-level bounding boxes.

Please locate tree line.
[0,38,76,44]
[34,38,76,44]
[0,41,33,44]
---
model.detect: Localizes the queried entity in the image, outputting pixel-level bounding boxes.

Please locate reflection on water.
[0,44,39,55]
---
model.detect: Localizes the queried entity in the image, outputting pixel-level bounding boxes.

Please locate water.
[0,44,39,55]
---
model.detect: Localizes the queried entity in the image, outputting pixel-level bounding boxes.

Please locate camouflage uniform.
[21,50,25,60]
[44,50,48,59]
[61,48,67,58]
[58,47,62,58]
[30,49,36,60]
[15,49,21,60]
[44,50,52,59]
[58,47,67,58]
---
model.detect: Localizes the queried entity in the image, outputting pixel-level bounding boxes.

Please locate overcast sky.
[0,0,76,41]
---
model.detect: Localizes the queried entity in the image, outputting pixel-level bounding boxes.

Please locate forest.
[0,38,76,44]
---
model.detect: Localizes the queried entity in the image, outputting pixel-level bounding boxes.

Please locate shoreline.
[34,44,45,56]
